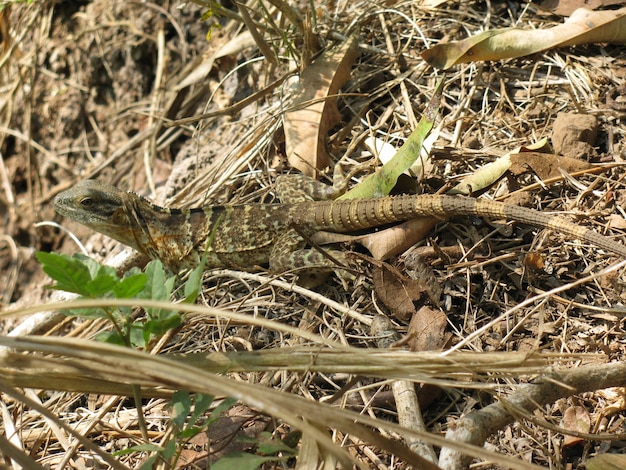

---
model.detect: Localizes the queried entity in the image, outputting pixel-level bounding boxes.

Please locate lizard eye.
[79,197,93,207]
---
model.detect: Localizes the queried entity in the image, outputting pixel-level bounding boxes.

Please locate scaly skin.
[53,179,626,272]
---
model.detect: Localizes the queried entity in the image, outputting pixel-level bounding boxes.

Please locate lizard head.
[53,180,143,251]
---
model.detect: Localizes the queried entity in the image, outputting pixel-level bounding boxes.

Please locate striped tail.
[291,195,626,258]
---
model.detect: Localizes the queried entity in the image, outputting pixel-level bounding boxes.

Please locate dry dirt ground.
[3,0,626,468]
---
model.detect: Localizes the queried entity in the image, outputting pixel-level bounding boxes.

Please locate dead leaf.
[360,217,439,260]
[538,0,626,17]
[586,453,626,470]
[421,0,452,7]
[523,252,546,272]
[597,387,626,416]
[284,34,359,176]
[561,405,590,447]
[178,404,268,467]
[309,216,439,262]
[422,7,626,70]
[407,306,449,352]
[176,31,255,90]
[449,138,552,195]
[372,263,437,322]
[605,214,626,230]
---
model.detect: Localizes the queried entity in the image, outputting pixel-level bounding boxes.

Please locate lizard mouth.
[53,195,75,218]
[53,195,111,228]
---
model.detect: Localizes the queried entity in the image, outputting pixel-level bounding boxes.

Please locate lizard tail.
[296,195,626,258]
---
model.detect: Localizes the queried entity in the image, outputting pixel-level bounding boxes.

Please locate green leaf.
[340,76,444,200]
[138,456,158,470]
[114,443,163,456]
[142,313,182,345]
[183,262,204,303]
[255,432,298,455]
[95,331,126,345]
[184,213,221,303]
[128,323,147,349]
[170,391,193,430]
[113,273,147,298]
[178,426,204,439]
[84,273,118,297]
[36,251,93,296]
[176,394,219,439]
[79,254,118,281]
[69,307,111,319]
[139,261,176,315]
[161,438,177,459]
[129,261,181,345]
[211,452,281,470]
[36,252,123,298]
[191,393,215,423]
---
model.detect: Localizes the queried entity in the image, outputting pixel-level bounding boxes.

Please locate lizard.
[53,177,626,274]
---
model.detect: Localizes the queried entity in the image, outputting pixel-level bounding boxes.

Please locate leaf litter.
[2,1,626,468]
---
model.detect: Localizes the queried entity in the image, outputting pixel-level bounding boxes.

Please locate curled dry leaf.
[360,217,439,261]
[422,7,626,70]
[449,138,551,195]
[284,34,359,176]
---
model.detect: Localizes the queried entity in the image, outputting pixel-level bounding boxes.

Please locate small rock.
[551,112,598,159]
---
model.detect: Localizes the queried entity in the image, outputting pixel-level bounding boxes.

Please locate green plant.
[35,252,253,466]
[36,252,183,348]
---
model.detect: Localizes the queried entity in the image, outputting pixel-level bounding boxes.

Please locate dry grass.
[2,0,626,468]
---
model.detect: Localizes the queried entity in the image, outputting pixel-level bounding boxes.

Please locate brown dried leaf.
[586,454,626,470]
[606,214,626,230]
[360,217,439,261]
[407,306,449,352]
[523,252,546,272]
[538,0,626,17]
[561,405,590,447]
[422,7,626,70]
[596,387,626,415]
[284,34,359,175]
[372,264,435,322]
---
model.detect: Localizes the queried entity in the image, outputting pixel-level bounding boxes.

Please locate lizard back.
[54,180,626,273]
